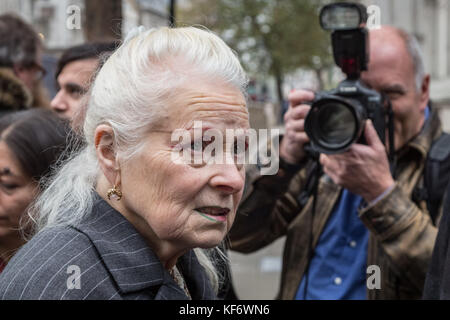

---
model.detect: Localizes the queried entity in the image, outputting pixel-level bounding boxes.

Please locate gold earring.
[107,185,122,201]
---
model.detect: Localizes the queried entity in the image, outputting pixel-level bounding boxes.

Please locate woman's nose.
[209,163,245,195]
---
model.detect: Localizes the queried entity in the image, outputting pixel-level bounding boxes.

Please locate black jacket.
[423,181,450,299]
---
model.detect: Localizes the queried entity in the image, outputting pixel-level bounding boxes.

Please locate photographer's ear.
[419,74,430,109]
[95,124,120,186]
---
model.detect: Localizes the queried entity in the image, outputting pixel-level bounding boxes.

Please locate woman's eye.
[190,140,206,151]
[190,138,214,152]
[233,139,249,155]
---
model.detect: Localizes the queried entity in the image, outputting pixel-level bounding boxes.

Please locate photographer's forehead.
[368,27,412,69]
[362,29,414,88]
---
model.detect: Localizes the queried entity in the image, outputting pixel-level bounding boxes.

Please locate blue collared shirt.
[295,189,368,300]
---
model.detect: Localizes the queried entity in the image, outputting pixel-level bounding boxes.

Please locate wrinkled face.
[0,141,37,238]
[119,79,249,249]
[51,58,98,120]
[361,28,428,149]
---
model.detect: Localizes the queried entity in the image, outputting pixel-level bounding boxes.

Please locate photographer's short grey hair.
[397,29,426,92]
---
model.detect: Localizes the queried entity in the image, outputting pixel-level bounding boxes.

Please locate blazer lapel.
[77,195,216,300]
[177,250,216,300]
[75,197,165,294]
[154,271,190,300]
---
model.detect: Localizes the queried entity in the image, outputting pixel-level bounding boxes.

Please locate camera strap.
[297,147,322,299]
[387,100,397,178]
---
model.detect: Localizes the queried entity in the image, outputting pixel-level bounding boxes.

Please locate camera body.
[305,79,385,154]
[304,2,388,154]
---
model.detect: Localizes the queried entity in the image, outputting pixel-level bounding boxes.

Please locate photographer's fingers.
[364,120,384,150]
[284,104,311,124]
[280,89,315,164]
[281,117,311,164]
[285,112,308,132]
[320,154,335,169]
[280,129,310,163]
[292,131,309,144]
[320,154,340,182]
[291,105,311,120]
[288,89,315,108]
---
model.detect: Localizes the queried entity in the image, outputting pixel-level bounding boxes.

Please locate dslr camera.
[304,2,392,154]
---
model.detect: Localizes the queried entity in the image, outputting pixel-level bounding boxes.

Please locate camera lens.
[316,102,356,146]
[305,97,364,154]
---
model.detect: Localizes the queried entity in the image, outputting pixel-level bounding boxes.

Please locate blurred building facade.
[0,0,171,98]
[0,0,170,51]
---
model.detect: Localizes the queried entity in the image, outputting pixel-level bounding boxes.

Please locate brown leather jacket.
[229,111,443,300]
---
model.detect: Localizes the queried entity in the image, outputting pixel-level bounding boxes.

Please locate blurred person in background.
[0,14,50,113]
[0,26,249,300]
[51,42,117,132]
[0,109,70,272]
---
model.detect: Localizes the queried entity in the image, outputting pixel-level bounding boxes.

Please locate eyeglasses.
[31,62,47,81]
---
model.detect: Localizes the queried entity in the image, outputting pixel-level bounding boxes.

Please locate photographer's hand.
[279,90,313,164]
[320,120,395,202]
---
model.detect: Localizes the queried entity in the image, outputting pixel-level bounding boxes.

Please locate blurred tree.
[84,0,122,41]
[178,0,334,106]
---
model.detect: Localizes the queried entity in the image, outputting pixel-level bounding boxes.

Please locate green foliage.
[178,0,334,79]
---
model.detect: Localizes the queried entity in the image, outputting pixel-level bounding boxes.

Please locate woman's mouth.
[194,206,230,222]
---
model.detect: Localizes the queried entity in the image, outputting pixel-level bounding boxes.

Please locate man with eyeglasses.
[0,13,50,116]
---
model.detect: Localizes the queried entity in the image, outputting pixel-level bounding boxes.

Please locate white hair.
[397,29,426,92]
[30,26,248,294]
[409,37,426,92]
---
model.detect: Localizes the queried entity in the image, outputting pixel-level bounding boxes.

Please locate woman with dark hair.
[0,109,70,272]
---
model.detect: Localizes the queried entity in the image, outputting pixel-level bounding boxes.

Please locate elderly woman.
[0,109,70,272]
[0,27,249,300]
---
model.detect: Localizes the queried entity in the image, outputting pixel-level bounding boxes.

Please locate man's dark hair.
[55,42,118,79]
[0,14,42,68]
[0,109,71,184]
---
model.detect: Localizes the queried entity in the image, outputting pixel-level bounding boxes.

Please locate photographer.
[229,24,443,300]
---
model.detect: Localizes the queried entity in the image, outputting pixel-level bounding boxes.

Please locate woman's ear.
[95,124,120,186]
